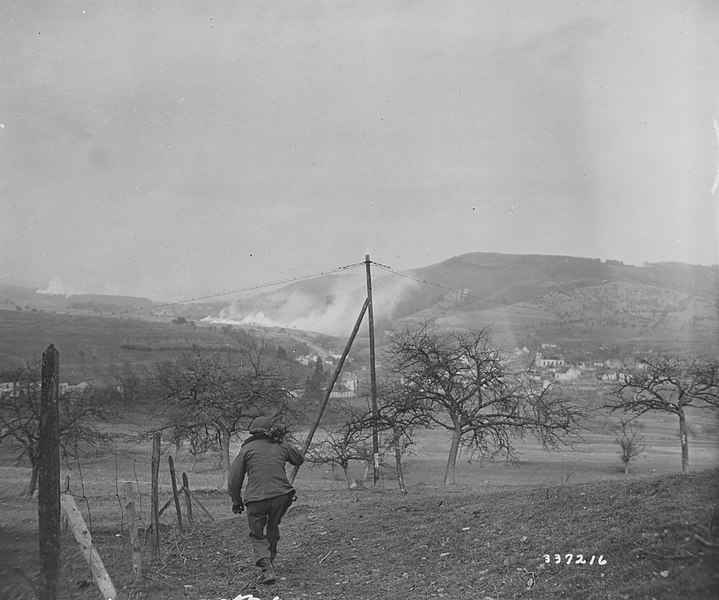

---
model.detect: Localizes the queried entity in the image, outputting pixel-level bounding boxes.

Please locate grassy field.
[0,309,235,379]
[0,310,324,396]
[1,409,718,600]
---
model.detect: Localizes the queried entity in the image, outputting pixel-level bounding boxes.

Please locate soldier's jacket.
[228,437,304,504]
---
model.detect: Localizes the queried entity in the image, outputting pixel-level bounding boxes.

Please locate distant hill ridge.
[419,253,718,298]
[210,252,718,355]
[0,284,155,316]
[382,253,714,318]
[1,253,717,356]
[400,251,714,320]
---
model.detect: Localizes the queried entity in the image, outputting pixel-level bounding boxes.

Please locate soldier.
[228,416,304,584]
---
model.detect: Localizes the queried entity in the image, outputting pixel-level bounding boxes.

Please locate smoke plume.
[207,273,417,335]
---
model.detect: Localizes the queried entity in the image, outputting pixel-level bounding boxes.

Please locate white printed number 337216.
[544,554,607,565]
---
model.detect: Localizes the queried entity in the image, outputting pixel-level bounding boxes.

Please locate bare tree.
[0,365,112,496]
[388,325,581,485]
[153,343,294,479]
[614,417,645,474]
[352,382,428,493]
[607,354,719,473]
[106,360,144,407]
[306,407,372,488]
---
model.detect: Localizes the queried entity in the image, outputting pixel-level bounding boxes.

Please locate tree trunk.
[394,442,407,494]
[27,462,39,497]
[341,462,351,489]
[174,435,182,457]
[623,461,629,474]
[362,461,371,481]
[220,427,231,486]
[678,406,689,473]
[393,427,407,494]
[443,428,462,486]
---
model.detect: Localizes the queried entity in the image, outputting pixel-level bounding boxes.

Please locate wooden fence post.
[150,431,161,555]
[185,487,215,522]
[38,344,60,600]
[182,472,194,528]
[60,493,117,600]
[159,490,182,517]
[123,482,142,579]
[168,455,183,533]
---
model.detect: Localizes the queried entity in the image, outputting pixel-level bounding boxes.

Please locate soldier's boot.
[256,558,276,584]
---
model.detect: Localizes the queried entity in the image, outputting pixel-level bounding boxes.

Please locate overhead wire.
[111,261,366,317]
[110,258,716,339]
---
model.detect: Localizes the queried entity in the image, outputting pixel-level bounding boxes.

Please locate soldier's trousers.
[245,492,294,565]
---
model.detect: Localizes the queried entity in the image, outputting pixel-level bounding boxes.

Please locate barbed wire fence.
[53,431,226,599]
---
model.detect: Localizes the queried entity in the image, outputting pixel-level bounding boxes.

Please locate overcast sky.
[2,0,718,300]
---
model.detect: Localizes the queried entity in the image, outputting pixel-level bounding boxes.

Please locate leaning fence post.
[123,481,142,579]
[185,487,215,522]
[60,492,117,600]
[159,489,184,517]
[38,344,60,600]
[182,472,194,528]
[150,431,161,555]
[168,455,183,533]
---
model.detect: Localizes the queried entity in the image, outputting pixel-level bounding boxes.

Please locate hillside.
[0,309,328,386]
[0,283,156,315]
[396,254,717,316]
[207,253,719,357]
[396,256,718,356]
[2,252,717,369]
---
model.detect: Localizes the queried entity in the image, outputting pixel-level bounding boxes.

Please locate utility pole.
[289,298,370,484]
[365,255,380,485]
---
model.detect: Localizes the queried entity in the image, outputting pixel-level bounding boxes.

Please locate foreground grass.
[10,468,712,600]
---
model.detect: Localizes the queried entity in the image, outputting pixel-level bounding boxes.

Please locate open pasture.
[0,309,236,380]
[1,407,717,600]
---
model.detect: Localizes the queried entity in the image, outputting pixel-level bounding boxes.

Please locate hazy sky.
[2,0,718,300]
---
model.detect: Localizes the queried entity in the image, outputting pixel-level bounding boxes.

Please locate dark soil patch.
[2,471,718,600]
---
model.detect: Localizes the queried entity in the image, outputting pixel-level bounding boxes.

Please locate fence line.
[62,452,219,538]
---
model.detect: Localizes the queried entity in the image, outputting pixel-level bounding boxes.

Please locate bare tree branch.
[387,325,582,485]
[0,364,112,496]
[606,353,719,473]
[152,343,295,480]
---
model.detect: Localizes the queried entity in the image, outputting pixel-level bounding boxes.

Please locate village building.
[534,350,565,369]
[329,384,355,399]
[339,371,359,391]
[554,366,582,382]
[0,380,89,398]
[295,354,321,366]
